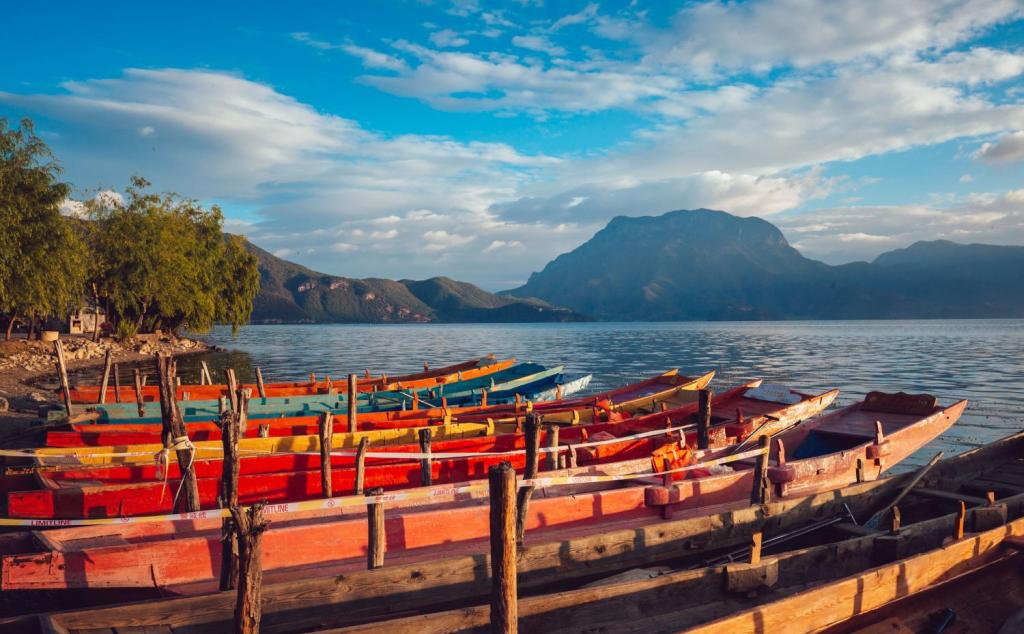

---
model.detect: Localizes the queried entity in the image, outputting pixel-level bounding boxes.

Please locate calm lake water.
[85,320,1024,472]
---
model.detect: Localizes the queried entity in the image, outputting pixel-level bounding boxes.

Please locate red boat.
[68,356,514,403]
[0,391,963,591]
[48,370,711,447]
[8,383,838,518]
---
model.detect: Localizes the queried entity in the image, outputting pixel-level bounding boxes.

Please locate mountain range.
[504,209,1024,320]
[244,241,587,324]
[245,208,1024,323]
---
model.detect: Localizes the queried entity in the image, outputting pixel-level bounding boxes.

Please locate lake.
[95,320,1024,471]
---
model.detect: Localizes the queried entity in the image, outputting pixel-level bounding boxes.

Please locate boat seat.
[861,391,937,416]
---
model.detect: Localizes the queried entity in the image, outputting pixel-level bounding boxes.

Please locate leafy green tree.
[87,177,259,338]
[0,118,85,339]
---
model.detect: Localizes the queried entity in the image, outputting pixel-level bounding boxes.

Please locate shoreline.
[0,334,217,440]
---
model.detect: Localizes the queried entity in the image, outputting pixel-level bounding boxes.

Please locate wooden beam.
[367,488,385,570]
[347,374,358,433]
[255,368,267,399]
[697,389,712,450]
[231,503,268,634]
[910,487,990,507]
[98,349,112,404]
[320,412,333,498]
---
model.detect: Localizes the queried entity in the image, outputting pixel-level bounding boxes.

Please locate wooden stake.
[489,462,517,634]
[347,373,358,433]
[309,372,316,386]
[418,428,433,486]
[954,500,966,540]
[255,367,266,399]
[481,388,488,408]
[367,487,385,570]
[545,424,560,471]
[319,412,333,498]
[113,363,121,403]
[661,457,673,520]
[156,355,201,513]
[98,349,112,404]
[749,532,763,565]
[355,436,369,494]
[516,413,540,544]
[200,361,212,386]
[219,409,241,591]
[133,368,145,417]
[231,503,268,634]
[750,435,771,505]
[237,389,249,436]
[257,423,270,438]
[890,506,901,535]
[52,340,73,416]
[423,361,429,372]
[325,375,332,392]
[225,369,239,415]
[697,388,712,450]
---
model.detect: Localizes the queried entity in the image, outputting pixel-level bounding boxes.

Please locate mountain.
[244,240,587,324]
[504,209,1024,320]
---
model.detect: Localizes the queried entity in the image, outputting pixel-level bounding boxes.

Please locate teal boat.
[89,362,573,423]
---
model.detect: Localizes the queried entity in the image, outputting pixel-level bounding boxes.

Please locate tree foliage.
[0,118,259,340]
[0,118,85,335]
[87,177,260,336]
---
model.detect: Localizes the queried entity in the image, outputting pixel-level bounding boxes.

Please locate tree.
[87,177,259,338]
[0,118,85,339]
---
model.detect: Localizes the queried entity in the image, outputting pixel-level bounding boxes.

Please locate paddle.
[864,451,944,529]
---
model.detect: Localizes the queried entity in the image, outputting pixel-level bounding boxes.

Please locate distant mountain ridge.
[503,209,1024,320]
[244,241,587,324]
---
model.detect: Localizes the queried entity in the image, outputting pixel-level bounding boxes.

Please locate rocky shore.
[0,334,215,435]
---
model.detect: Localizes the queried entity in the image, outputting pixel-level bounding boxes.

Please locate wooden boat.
[68,355,515,403]
[7,382,836,518]
[87,363,575,423]
[1,398,1001,632]
[46,370,710,447]
[0,390,959,590]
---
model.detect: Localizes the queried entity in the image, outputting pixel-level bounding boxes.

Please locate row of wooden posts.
[51,344,774,633]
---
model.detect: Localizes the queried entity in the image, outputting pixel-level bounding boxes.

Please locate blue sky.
[2,0,1023,289]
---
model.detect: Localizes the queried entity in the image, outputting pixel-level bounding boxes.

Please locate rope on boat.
[0,447,765,527]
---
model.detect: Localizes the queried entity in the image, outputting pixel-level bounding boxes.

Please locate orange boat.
[68,355,514,403]
[49,370,711,447]
[0,390,962,591]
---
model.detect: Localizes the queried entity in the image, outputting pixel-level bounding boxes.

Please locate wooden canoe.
[87,362,570,422]
[29,372,714,465]
[0,390,958,590]
[7,382,835,518]
[47,369,709,446]
[68,355,514,403]
[326,452,1021,634]
[2,401,1004,631]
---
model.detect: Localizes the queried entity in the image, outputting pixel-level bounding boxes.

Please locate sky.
[2,0,1023,290]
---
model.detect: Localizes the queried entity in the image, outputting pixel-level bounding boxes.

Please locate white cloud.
[483,239,523,252]
[429,29,470,48]
[369,229,399,240]
[974,130,1024,162]
[512,35,566,56]
[960,174,974,183]
[551,3,598,31]
[330,242,357,252]
[780,189,1024,263]
[138,125,155,137]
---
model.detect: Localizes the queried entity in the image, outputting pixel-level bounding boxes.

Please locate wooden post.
[319,412,333,498]
[200,361,212,386]
[325,375,333,392]
[113,363,121,403]
[545,424,560,471]
[355,436,369,494]
[749,532,763,565]
[481,388,488,408]
[697,388,712,450]
[219,409,241,591]
[225,369,239,415]
[257,423,270,438]
[418,428,433,486]
[231,503,268,634]
[423,361,429,372]
[489,463,517,634]
[133,368,145,417]
[309,372,316,386]
[255,368,266,399]
[750,435,771,505]
[954,500,966,540]
[156,354,201,513]
[890,506,901,535]
[237,389,249,436]
[516,413,540,544]
[347,374,358,433]
[98,349,112,404]
[52,340,73,416]
[661,457,673,520]
[367,487,385,569]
